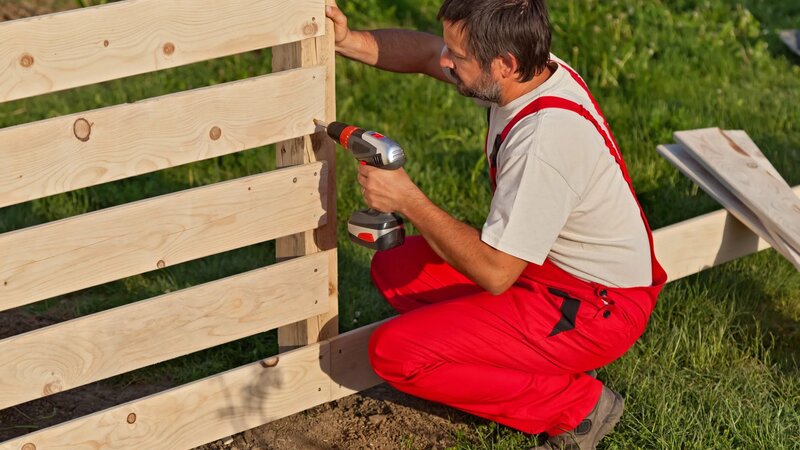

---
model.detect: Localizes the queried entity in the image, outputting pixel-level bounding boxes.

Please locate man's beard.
[454,70,501,103]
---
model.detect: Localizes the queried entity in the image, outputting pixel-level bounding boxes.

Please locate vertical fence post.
[273,1,338,351]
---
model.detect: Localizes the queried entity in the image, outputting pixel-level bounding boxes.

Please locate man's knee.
[368,318,423,383]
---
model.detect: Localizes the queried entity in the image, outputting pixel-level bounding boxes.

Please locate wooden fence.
[0,1,796,449]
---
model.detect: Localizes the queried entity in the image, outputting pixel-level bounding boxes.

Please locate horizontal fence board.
[0,66,325,208]
[0,0,324,102]
[0,162,327,311]
[654,185,800,281]
[0,251,331,410]
[0,343,331,450]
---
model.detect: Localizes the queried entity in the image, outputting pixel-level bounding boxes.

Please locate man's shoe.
[529,385,624,450]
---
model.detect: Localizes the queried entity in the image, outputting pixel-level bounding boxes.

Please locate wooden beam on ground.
[0,66,325,208]
[0,162,327,312]
[0,0,324,103]
[674,128,800,257]
[654,185,800,281]
[272,0,338,352]
[0,251,331,410]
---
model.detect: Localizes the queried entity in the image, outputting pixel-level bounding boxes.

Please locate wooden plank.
[0,343,332,450]
[0,0,325,103]
[723,130,791,189]
[657,144,800,270]
[654,185,800,281]
[0,66,325,208]
[674,128,800,254]
[0,251,331,410]
[780,30,800,57]
[273,0,338,352]
[0,162,328,312]
[329,321,384,400]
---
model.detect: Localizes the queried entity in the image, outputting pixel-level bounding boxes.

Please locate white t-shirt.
[480,55,652,288]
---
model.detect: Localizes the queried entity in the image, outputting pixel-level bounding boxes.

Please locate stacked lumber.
[658,128,800,271]
[780,30,800,57]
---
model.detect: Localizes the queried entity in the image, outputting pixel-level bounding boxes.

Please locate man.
[326,1,667,448]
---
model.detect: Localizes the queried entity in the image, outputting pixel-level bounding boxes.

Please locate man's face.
[440,21,501,103]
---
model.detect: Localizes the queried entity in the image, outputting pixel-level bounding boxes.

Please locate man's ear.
[495,53,520,80]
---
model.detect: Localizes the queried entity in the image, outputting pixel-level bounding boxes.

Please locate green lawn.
[1,0,799,448]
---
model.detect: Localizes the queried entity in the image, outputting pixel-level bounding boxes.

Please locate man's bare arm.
[326,4,451,83]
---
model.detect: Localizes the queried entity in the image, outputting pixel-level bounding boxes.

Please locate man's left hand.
[357,164,423,215]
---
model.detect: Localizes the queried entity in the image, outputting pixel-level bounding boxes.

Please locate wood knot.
[103,40,110,47]
[127,413,137,424]
[157,260,166,269]
[163,42,176,55]
[73,118,92,142]
[22,443,36,450]
[20,53,34,68]
[260,357,279,368]
[209,126,222,141]
[303,22,319,36]
[43,381,62,395]
[746,162,758,169]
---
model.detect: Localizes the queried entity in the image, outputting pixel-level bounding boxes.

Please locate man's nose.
[440,48,455,70]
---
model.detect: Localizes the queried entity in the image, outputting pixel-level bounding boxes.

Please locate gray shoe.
[529,386,624,450]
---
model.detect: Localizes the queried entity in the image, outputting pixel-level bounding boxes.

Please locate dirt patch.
[197,384,479,450]
[0,0,71,21]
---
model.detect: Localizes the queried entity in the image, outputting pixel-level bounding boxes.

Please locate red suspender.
[487,63,667,287]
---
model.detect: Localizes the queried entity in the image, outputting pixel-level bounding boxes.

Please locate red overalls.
[368,62,667,436]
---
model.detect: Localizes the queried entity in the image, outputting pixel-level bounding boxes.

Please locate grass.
[1,0,799,448]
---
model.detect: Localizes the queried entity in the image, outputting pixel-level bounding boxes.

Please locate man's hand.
[325,2,351,50]
[357,165,424,215]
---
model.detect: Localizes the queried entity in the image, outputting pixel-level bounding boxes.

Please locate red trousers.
[368,236,658,435]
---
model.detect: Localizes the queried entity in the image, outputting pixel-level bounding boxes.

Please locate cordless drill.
[315,119,406,251]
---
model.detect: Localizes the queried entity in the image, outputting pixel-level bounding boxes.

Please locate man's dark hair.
[437,0,551,82]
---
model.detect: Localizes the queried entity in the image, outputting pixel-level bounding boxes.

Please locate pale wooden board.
[0,251,331,410]
[0,162,328,312]
[274,3,339,353]
[723,130,791,189]
[0,66,325,208]
[657,144,800,270]
[654,185,800,281]
[329,321,384,399]
[0,343,332,450]
[674,128,800,254]
[0,0,324,103]
[780,30,800,57]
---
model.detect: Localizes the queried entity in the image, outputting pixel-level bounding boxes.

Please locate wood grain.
[0,251,331,410]
[657,144,800,270]
[674,128,800,255]
[273,0,339,352]
[0,66,325,208]
[0,163,328,312]
[0,0,324,102]
[0,343,332,450]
